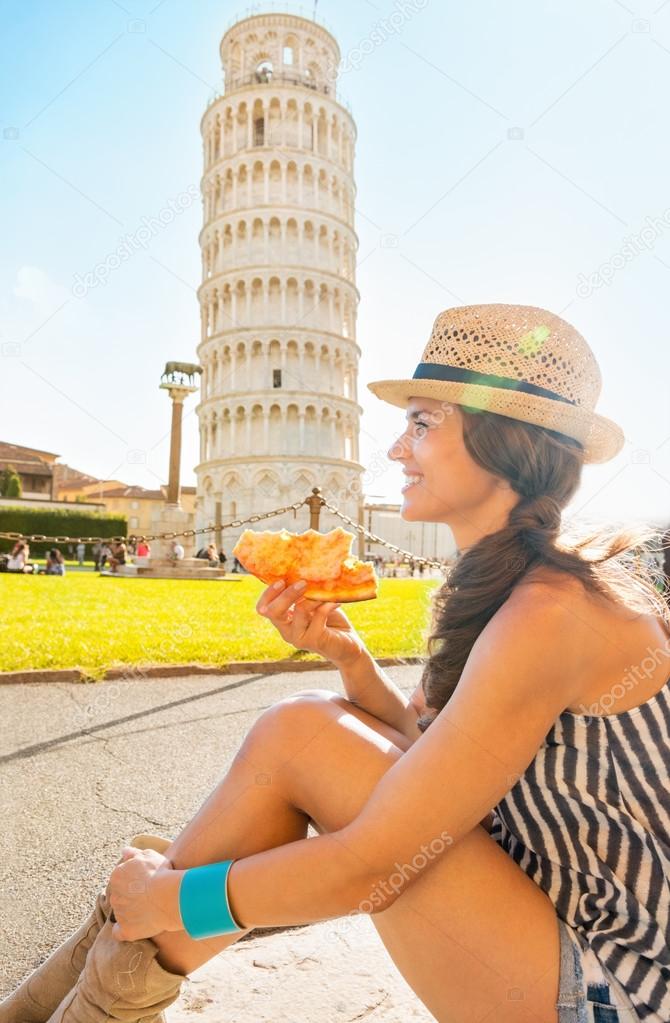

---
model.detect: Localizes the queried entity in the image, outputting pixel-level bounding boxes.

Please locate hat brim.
[367,378,625,465]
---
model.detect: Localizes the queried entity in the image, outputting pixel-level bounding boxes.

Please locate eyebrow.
[405,409,430,421]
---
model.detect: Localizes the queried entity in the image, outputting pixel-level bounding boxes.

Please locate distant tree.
[0,466,22,498]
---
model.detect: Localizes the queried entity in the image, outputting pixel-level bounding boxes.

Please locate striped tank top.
[489,673,670,1022]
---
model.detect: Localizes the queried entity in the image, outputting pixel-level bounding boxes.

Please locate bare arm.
[338,648,425,743]
[339,656,494,831]
[255,580,426,743]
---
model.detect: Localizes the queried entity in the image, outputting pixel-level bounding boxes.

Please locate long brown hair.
[417,409,670,734]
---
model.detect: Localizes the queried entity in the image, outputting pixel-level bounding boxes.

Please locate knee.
[264,688,349,731]
[242,689,350,754]
[280,687,350,710]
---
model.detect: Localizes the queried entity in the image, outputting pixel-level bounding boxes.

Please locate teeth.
[405,476,422,484]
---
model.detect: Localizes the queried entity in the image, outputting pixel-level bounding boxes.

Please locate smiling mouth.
[401,475,423,494]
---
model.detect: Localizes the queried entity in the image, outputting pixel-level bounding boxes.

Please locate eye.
[413,419,430,435]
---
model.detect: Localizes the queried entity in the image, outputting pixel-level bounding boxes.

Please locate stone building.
[194,11,364,551]
[0,442,58,499]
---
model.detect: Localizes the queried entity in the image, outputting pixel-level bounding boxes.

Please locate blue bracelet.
[178,860,244,939]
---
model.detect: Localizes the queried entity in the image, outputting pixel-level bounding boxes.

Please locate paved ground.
[0,666,433,1021]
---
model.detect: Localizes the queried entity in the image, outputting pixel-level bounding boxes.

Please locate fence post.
[306,487,324,531]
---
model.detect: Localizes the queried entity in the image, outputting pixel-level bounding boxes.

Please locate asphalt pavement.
[0,665,432,1021]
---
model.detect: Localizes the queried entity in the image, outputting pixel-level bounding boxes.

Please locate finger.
[120,846,141,860]
[302,602,337,644]
[292,595,340,633]
[294,596,322,610]
[260,581,308,620]
[256,580,285,615]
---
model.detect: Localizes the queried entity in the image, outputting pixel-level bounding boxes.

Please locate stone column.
[165,387,190,506]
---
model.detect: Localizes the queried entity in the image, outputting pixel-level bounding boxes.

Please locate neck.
[448,488,521,553]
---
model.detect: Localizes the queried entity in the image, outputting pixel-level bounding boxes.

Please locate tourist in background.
[76,541,85,566]
[45,548,66,576]
[7,541,33,574]
[108,541,127,573]
[98,543,111,571]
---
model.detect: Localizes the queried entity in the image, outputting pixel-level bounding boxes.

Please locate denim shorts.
[556,918,640,1022]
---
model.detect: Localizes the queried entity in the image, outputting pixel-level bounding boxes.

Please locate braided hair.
[416,409,670,734]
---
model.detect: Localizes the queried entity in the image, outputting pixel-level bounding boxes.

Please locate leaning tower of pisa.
[195,10,364,552]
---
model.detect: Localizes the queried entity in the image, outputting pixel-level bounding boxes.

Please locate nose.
[387,429,410,463]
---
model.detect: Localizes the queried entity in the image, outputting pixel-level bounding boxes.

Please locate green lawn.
[0,574,439,678]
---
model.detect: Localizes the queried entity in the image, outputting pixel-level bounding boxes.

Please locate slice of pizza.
[232,527,378,602]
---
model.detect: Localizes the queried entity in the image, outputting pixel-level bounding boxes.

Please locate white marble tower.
[195,11,363,551]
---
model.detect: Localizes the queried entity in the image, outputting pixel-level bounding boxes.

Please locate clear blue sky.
[2,0,670,529]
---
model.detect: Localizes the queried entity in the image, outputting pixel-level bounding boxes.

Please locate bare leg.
[149,689,409,974]
[148,691,562,1023]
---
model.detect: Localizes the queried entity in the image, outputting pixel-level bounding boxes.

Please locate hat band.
[412,362,577,406]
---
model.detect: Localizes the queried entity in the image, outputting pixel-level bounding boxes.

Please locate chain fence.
[0,488,449,572]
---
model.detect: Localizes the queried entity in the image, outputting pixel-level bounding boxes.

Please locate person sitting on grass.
[44,548,65,576]
[6,540,33,574]
[4,305,670,1023]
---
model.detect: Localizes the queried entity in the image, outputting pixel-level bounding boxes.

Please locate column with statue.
[150,361,201,559]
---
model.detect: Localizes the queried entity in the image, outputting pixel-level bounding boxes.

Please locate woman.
[6,540,31,573]
[3,304,669,1023]
[44,548,65,576]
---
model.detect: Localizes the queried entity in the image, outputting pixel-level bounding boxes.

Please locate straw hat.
[367,303,625,464]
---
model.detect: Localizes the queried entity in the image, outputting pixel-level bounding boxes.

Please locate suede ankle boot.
[0,834,172,1023]
[46,918,185,1023]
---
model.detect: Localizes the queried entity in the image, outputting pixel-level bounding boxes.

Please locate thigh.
[266,691,562,1023]
[369,825,562,1023]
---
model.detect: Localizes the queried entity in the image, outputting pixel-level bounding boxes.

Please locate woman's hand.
[256,580,368,668]
[108,847,184,941]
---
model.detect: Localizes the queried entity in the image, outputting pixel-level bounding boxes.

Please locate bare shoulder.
[460,566,591,718]
[477,567,590,663]
[504,565,589,618]
[515,565,587,600]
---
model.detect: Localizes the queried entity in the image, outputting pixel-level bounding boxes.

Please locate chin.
[400,497,449,525]
[400,502,426,522]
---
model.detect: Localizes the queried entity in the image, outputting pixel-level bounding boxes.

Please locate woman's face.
[387,396,518,546]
